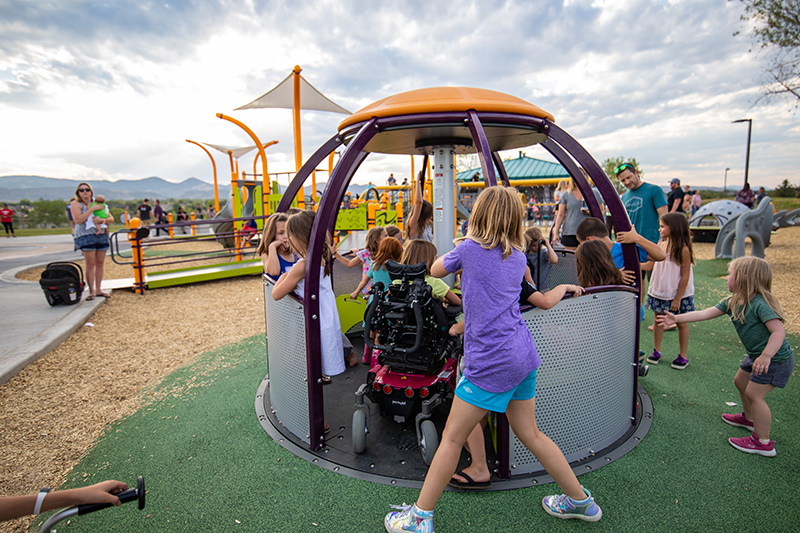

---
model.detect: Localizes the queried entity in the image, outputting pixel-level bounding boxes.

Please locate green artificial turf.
[35,258,800,532]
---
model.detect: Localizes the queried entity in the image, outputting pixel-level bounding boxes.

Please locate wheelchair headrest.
[386,260,427,281]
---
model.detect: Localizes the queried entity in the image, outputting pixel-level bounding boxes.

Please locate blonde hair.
[458,186,524,259]
[400,239,438,275]
[568,178,580,194]
[725,256,784,323]
[75,182,93,205]
[556,180,569,192]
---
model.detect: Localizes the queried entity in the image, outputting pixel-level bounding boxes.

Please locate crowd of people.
[254,168,792,532]
[1,166,789,528]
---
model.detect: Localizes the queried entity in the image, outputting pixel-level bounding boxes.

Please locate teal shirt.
[621,182,667,244]
[714,295,794,363]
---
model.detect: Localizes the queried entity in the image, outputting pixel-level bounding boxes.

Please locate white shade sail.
[236,72,351,115]
[201,143,259,159]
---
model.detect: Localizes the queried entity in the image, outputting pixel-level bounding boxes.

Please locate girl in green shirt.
[658,256,794,457]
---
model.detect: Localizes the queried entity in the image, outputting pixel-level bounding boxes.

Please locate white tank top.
[648,242,694,300]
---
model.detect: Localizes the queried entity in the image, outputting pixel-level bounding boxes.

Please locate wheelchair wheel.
[419,419,439,465]
[352,410,367,454]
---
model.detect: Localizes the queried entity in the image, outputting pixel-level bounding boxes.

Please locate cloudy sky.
[1,0,797,192]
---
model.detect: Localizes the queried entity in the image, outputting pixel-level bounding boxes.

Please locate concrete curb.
[0,294,107,386]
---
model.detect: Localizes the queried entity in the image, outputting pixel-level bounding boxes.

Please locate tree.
[735,0,800,108]
[770,178,799,196]
[600,157,644,193]
[30,198,69,227]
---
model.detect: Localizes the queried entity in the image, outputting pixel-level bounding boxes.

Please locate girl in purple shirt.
[385,187,602,533]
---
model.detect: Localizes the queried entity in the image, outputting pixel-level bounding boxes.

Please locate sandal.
[448,470,491,490]
[97,292,111,298]
[85,295,95,301]
[321,375,332,385]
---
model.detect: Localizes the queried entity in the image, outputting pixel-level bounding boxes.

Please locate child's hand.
[449,321,464,336]
[656,311,676,327]
[566,285,584,296]
[616,224,640,244]
[669,299,680,312]
[752,355,771,376]
[620,268,636,285]
[349,291,360,300]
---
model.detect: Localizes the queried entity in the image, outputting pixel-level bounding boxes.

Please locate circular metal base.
[255,376,653,490]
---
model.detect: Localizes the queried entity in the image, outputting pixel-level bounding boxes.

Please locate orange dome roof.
[339,87,554,131]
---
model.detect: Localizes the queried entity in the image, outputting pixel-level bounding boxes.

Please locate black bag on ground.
[39,261,85,306]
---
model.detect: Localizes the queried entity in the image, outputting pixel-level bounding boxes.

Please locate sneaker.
[362,344,372,365]
[542,487,602,522]
[722,412,755,431]
[371,349,382,368]
[671,355,688,370]
[729,432,776,457]
[385,503,433,533]
[646,350,661,365]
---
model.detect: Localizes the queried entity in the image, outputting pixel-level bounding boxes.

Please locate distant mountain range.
[0,175,226,202]
[0,175,379,203]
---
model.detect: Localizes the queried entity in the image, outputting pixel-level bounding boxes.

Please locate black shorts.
[561,234,580,248]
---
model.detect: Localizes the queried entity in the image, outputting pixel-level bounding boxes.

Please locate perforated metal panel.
[509,290,638,473]
[547,250,578,290]
[331,254,367,334]
[264,280,310,444]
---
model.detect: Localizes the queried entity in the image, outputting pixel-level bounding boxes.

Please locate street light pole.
[732,119,752,188]
[724,167,730,195]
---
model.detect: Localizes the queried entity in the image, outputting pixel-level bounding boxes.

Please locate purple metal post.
[491,151,511,187]
[466,111,498,187]
[303,118,379,450]
[545,123,642,423]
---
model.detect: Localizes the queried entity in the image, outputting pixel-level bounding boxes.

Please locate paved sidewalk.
[0,235,108,385]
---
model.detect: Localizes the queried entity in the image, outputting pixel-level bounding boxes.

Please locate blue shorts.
[646,295,696,314]
[74,233,110,252]
[455,368,537,412]
[741,354,794,388]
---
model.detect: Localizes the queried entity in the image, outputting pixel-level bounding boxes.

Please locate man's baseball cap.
[669,178,681,185]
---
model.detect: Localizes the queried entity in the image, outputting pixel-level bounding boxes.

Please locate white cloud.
[0,0,797,192]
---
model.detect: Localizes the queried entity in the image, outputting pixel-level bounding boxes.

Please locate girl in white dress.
[272,210,345,387]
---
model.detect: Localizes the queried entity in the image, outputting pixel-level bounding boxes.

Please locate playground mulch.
[0,274,265,533]
[1,225,799,533]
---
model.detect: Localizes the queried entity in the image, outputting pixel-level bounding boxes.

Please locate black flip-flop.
[85,295,95,301]
[448,471,491,490]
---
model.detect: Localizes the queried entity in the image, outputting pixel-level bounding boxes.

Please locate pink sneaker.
[370,349,382,368]
[722,412,754,431]
[362,344,371,365]
[729,433,776,457]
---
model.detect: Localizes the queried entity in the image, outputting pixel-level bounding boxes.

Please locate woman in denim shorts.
[70,183,114,300]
